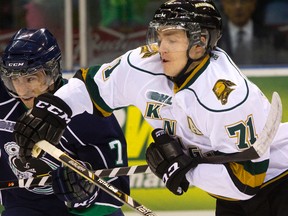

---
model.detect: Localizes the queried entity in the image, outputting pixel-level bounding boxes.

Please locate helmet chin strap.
[168,51,206,87]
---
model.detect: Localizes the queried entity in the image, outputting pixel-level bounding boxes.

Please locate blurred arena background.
[0,0,287,214]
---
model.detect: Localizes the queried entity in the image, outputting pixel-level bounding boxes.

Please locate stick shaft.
[0,175,52,190]
[95,165,151,177]
[35,141,157,216]
[0,165,151,190]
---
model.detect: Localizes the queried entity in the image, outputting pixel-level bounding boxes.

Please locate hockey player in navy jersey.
[0,28,129,216]
[10,0,288,216]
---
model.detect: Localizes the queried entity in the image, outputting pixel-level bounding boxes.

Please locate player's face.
[157,29,206,77]
[157,29,189,77]
[11,69,50,109]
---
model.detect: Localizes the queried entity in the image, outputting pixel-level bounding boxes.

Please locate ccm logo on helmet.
[36,100,71,124]
[7,62,26,68]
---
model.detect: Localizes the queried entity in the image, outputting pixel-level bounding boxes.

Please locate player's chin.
[162,63,171,74]
[20,98,34,109]
[163,67,180,78]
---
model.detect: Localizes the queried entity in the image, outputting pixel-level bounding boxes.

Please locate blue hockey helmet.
[0,28,62,97]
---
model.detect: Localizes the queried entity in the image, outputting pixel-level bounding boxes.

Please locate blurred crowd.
[216,0,288,66]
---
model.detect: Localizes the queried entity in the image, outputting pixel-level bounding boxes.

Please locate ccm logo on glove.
[162,162,180,184]
[36,100,71,124]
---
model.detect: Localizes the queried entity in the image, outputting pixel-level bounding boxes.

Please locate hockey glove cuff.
[52,164,98,209]
[146,129,198,195]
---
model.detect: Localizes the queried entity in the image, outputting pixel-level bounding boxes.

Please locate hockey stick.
[6,92,281,192]
[32,141,157,216]
[11,92,281,192]
[0,165,152,190]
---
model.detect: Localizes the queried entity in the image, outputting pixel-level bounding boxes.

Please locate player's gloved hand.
[146,129,199,195]
[13,93,72,163]
[52,165,98,208]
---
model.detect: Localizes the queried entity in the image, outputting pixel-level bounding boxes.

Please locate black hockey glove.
[146,129,199,195]
[52,165,98,208]
[14,93,72,163]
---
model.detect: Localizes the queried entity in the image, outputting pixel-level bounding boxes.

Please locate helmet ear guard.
[186,22,202,48]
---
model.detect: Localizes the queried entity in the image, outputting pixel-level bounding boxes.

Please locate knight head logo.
[140,45,158,58]
[213,79,236,105]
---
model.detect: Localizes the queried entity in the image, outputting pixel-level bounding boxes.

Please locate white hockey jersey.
[55,46,288,200]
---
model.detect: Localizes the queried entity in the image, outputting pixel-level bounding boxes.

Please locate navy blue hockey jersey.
[0,81,129,215]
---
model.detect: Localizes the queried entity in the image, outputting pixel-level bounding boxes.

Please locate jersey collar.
[174,54,210,93]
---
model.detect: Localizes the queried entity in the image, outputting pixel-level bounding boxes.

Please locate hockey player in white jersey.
[12,0,288,215]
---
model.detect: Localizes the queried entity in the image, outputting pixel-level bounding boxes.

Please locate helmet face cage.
[147,20,202,52]
[1,59,60,98]
[146,0,222,52]
[0,28,62,98]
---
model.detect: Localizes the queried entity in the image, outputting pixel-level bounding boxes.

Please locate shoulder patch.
[213,79,236,105]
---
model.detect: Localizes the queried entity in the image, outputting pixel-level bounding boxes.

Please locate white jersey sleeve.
[55,78,93,117]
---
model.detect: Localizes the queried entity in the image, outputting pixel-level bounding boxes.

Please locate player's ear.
[201,35,207,44]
